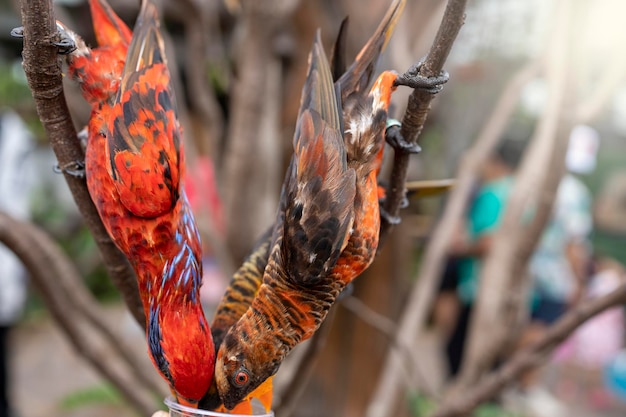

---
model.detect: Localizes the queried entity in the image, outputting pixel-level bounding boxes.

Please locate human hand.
[152,411,169,417]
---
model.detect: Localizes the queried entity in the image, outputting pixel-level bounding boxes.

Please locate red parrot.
[57,0,214,407]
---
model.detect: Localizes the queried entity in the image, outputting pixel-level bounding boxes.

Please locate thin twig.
[379,0,468,241]
[0,212,161,415]
[430,282,626,417]
[341,296,439,398]
[367,58,540,417]
[366,1,468,416]
[18,0,145,329]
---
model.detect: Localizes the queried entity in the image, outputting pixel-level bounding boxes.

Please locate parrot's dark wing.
[336,0,406,100]
[330,17,349,81]
[282,31,356,286]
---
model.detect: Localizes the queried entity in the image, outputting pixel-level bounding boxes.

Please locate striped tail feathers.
[106,0,183,218]
[282,31,356,286]
[336,0,406,100]
[118,0,168,87]
[210,228,273,350]
[88,0,132,48]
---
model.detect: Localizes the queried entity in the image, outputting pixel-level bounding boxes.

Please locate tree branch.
[368,61,540,417]
[379,0,467,241]
[365,2,469,416]
[0,212,163,415]
[18,0,145,329]
[430,282,626,417]
[178,0,226,152]
[341,296,439,399]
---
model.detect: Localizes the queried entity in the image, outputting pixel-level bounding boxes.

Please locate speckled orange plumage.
[61,0,214,406]
[212,0,405,409]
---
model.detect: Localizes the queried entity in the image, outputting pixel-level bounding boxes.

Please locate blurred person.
[553,257,625,409]
[438,139,522,378]
[528,124,597,324]
[509,125,598,417]
[0,111,36,417]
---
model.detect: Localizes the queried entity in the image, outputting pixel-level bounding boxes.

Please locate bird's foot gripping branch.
[11,24,77,55]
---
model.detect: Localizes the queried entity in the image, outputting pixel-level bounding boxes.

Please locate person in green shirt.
[438,140,519,377]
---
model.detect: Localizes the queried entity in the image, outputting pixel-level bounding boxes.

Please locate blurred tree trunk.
[222,1,297,263]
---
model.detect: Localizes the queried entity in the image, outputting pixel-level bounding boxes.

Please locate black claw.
[393,58,449,94]
[54,160,85,178]
[385,124,422,154]
[53,37,76,55]
[53,23,77,55]
[10,26,24,39]
[12,25,77,54]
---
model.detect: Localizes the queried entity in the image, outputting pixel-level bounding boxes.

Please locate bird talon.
[53,160,85,178]
[10,26,24,39]
[53,37,77,55]
[385,124,422,154]
[12,24,77,54]
[53,22,77,55]
[393,57,449,94]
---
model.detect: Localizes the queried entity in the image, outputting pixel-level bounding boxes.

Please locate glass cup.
[165,397,274,417]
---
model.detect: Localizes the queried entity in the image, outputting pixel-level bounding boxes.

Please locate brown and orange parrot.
[212,0,450,408]
[214,32,357,409]
[54,0,215,407]
[208,0,407,410]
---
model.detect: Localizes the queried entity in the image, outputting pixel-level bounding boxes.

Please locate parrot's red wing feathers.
[88,0,132,47]
[107,0,182,218]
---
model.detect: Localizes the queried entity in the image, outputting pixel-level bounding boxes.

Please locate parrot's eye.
[233,369,250,387]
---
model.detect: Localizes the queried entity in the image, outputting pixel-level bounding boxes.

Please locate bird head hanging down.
[210,0,407,410]
[57,0,215,406]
